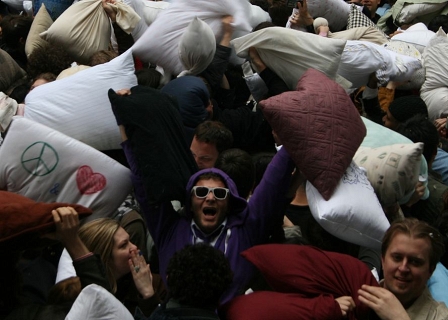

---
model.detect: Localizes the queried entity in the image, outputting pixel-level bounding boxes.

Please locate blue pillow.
[428,262,448,306]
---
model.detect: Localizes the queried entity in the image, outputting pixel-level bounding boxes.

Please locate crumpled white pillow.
[394,2,447,25]
[338,40,421,88]
[132,0,251,76]
[66,284,133,320]
[231,27,347,90]
[24,50,137,151]
[178,17,216,77]
[307,161,388,250]
[306,0,351,32]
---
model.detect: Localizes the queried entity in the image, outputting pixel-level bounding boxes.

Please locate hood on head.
[185,168,247,218]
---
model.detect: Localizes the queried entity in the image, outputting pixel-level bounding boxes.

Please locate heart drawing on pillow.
[76,165,106,194]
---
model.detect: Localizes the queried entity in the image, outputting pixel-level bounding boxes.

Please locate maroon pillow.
[241,244,379,320]
[222,291,343,320]
[0,191,92,244]
[259,69,366,200]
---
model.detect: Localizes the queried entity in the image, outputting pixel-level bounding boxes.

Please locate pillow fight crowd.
[2,0,448,318]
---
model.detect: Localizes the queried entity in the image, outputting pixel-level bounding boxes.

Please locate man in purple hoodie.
[109,86,295,305]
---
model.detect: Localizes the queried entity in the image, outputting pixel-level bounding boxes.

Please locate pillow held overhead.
[178,17,216,77]
[25,3,53,58]
[259,68,366,200]
[0,191,92,245]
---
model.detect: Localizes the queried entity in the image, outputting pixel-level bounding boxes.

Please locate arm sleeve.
[259,67,289,97]
[246,147,295,242]
[73,254,112,292]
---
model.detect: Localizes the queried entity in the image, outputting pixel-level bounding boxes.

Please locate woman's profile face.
[112,227,138,279]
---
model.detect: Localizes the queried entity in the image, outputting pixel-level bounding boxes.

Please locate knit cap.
[388,96,428,123]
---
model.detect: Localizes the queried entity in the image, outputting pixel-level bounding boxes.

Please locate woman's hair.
[382,218,445,272]
[27,44,73,79]
[33,72,57,83]
[78,218,121,292]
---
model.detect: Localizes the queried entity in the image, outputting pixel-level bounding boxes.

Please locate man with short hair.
[190,121,233,170]
[359,218,448,320]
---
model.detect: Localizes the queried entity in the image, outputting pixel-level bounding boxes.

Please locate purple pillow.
[259,69,366,200]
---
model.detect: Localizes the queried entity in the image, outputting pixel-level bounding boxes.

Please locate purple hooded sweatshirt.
[123,140,294,305]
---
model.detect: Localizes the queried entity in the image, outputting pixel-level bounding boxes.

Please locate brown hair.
[47,277,81,304]
[381,218,445,272]
[89,50,118,66]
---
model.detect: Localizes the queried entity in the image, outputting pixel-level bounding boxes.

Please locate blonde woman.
[52,207,160,317]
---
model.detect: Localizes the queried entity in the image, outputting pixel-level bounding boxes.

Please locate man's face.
[382,233,433,308]
[190,136,219,170]
[191,178,229,234]
[362,0,381,16]
[383,109,399,130]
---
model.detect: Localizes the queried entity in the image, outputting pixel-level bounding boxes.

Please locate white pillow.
[307,161,389,250]
[421,29,448,120]
[132,0,252,76]
[122,0,149,41]
[231,27,347,90]
[140,0,170,25]
[338,40,421,88]
[66,284,133,320]
[0,117,132,221]
[178,17,216,77]
[382,41,424,90]
[24,50,137,151]
[391,23,436,53]
[354,143,424,206]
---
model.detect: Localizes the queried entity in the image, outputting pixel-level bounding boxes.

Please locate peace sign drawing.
[21,141,59,176]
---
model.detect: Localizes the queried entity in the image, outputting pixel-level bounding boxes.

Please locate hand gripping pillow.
[25,4,53,58]
[307,161,389,250]
[259,69,366,200]
[40,0,111,64]
[178,17,216,77]
[66,284,133,320]
[421,29,448,120]
[40,0,140,64]
[24,49,137,151]
[0,117,132,221]
[240,244,379,319]
[231,27,347,90]
[132,0,251,76]
[353,143,423,206]
[0,191,92,245]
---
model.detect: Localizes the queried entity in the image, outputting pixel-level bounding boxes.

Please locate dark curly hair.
[27,44,74,79]
[166,244,233,308]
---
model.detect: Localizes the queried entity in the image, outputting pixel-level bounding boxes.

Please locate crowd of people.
[1,0,448,318]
